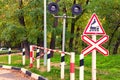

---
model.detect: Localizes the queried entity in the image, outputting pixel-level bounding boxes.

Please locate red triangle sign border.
[83,13,106,35]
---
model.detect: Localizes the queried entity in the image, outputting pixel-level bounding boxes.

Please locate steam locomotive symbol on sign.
[89,19,99,31]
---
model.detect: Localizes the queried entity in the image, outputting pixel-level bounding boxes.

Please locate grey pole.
[61,14,66,79]
[62,14,66,52]
[44,0,47,66]
[50,14,76,79]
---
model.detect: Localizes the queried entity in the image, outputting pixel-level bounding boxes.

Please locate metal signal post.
[48,2,82,79]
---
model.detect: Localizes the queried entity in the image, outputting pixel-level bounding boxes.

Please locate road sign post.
[81,13,109,80]
[92,35,96,80]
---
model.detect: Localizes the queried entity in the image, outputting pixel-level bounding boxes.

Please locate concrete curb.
[0,65,48,80]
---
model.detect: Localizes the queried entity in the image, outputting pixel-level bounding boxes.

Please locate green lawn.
[0,53,120,80]
[0,50,20,55]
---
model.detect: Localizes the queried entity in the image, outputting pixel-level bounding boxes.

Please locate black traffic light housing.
[71,4,82,15]
[48,2,59,14]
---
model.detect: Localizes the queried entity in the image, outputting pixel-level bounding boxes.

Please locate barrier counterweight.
[80,54,84,80]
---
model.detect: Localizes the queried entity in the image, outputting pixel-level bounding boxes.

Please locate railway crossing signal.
[81,13,109,80]
[81,35,109,56]
[83,13,106,35]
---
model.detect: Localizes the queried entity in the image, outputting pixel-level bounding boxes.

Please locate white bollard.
[70,52,75,80]
[8,48,11,64]
[47,51,51,72]
[80,54,84,80]
[61,53,65,79]
[36,49,40,69]
[22,48,25,65]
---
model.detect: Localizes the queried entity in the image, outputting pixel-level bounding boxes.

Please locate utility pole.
[44,0,47,66]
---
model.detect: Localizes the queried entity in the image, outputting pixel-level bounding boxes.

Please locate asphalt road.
[0,68,36,80]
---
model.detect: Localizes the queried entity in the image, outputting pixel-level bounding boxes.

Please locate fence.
[7,46,84,80]
[30,45,75,80]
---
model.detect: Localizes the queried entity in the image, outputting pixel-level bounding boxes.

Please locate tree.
[0,0,44,57]
[87,0,120,54]
[18,0,30,57]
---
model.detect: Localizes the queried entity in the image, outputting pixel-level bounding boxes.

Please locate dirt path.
[0,68,36,80]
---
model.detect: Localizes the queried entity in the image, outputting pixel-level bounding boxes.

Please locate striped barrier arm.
[37,46,70,55]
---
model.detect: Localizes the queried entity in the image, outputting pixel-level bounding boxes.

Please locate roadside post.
[80,54,84,80]
[47,51,51,72]
[36,48,40,69]
[22,48,25,65]
[8,48,11,64]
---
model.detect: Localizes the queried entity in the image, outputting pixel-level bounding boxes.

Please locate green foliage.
[0,0,119,53]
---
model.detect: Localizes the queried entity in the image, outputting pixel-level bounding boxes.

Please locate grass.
[0,53,120,80]
[0,50,20,55]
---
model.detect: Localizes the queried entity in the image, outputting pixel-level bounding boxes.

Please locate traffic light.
[71,4,82,15]
[48,2,59,14]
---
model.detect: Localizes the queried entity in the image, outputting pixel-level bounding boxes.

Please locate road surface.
[0,68,36,80]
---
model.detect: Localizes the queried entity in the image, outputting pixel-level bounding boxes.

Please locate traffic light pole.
[44,0,47,66]
[53,14,76,79]
[53,14,76,52]
[48,2,82,79]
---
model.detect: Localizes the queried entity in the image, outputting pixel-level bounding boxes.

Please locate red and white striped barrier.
[30,45,75,80]
[70,52,75,80]
[30,45,34,68]
[37,46,71,55]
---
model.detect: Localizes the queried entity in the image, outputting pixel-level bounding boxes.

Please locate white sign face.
[83,13,106,35]
[81,35,109,56]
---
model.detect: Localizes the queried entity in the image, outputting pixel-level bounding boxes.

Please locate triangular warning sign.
[83,13,106,35]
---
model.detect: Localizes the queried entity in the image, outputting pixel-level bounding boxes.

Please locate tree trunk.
[73,0,89,52]
[69,0,76,51]
[23,40,30,57]
[113,36,120,54]
[50,31,56,57]
[18,0,30,57]
[107,23,120,49]
[37,37,44,47]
